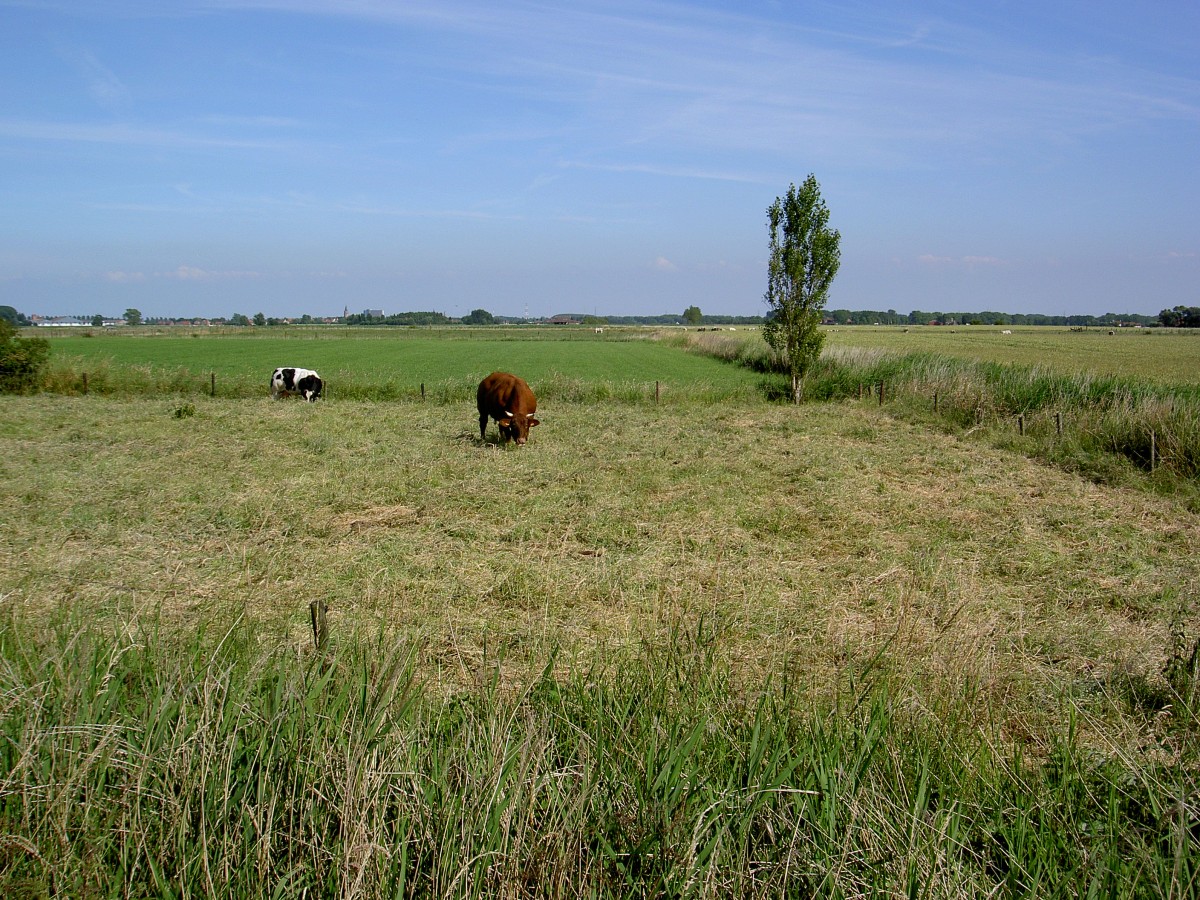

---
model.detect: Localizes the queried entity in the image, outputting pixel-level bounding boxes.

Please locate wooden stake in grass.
[1018,414,1025,436]
[210,372,216,397]
[310,599,328,652]
[1056,412,1063,436]
[1150,430,1156,472]
[82,372,88,395]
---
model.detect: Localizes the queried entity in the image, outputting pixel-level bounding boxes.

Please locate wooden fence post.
[1055,412,1063,436]
[421,382,425,401]
[857,383,863,400]
[655,381,661,404]
[933,391,939,413]
[1018,414,1025,436]
[309,599,328,652]
[878,381,885,405]
[1150,430,1156,473]
[82,372,88,395]
[210,372,216,397]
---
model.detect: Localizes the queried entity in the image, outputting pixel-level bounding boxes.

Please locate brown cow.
[477,372,539,445]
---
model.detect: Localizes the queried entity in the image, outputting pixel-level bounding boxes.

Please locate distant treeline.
[17,304,1197,330]
[825,309,1164,327]
[206,309,1186,328]
[341,311,453,326]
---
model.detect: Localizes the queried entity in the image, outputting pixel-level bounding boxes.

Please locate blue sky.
[2,1,1197,320]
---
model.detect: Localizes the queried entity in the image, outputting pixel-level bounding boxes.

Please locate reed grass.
[2,609,1195,898]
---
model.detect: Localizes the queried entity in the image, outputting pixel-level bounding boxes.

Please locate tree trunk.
[792,373,802,405]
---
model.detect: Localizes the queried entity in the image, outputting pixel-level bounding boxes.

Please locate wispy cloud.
[916,254,1007,268]
[103,266,264,282]
[58,45,131,110]
[212,0,1200,166]
[164,265,262,280]
[0,119,286,150]
[562,160,768,184]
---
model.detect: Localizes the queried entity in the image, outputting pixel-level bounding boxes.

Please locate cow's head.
[498,410,539,445]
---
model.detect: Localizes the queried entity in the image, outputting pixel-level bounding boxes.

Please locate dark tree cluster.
[1159,306,1200,328]
[461,308,496,325]
[344,311,451,326]
[0,305,31,327]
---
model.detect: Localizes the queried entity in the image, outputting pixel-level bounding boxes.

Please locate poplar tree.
[763,175,840,404]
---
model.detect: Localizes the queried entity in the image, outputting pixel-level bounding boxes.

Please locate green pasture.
[823,325,1200,384]
[37,323,1200,392]
[37,326,766,401]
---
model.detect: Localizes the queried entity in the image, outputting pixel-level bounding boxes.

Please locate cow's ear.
[498,418,512,427]
[529,417,540,427]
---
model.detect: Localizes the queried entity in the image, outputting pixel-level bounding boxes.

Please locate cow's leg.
[479,412,488,440]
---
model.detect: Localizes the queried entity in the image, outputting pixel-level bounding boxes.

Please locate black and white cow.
[270,367,323,402]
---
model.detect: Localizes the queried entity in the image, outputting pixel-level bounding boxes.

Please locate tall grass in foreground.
[2,611,1196,898]
[674,331,1200,487]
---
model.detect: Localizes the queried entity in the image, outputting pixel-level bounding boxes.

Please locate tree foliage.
[1159,305,1200,328]
[0,305,30,327]
[0,318,50,393]
[123,308,142,327]
[683,305,703,325]
[343,311,451,326]
[461,308,496,325]
[762,175,841,403]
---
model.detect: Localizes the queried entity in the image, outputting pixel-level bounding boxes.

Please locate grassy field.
[822,325,1200,385]
[2,379,1198,895]
[670,327,1200,494]
[35,326,765,402]
[34,324,1200,386]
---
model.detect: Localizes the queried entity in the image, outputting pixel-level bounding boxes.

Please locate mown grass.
[2,393,1198,896]
[671,330,1200,500]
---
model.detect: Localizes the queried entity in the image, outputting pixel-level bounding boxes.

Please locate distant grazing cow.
[1001,329,1012,335]
[271,367,323,402]
[477,371,539,445]
[594,327,604,334]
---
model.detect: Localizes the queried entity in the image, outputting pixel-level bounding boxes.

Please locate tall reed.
[1,610,1195,897]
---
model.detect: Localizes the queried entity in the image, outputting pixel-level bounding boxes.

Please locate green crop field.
[3,327,1199,896]
[823,325,1200,384]
[36,326,766,401]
